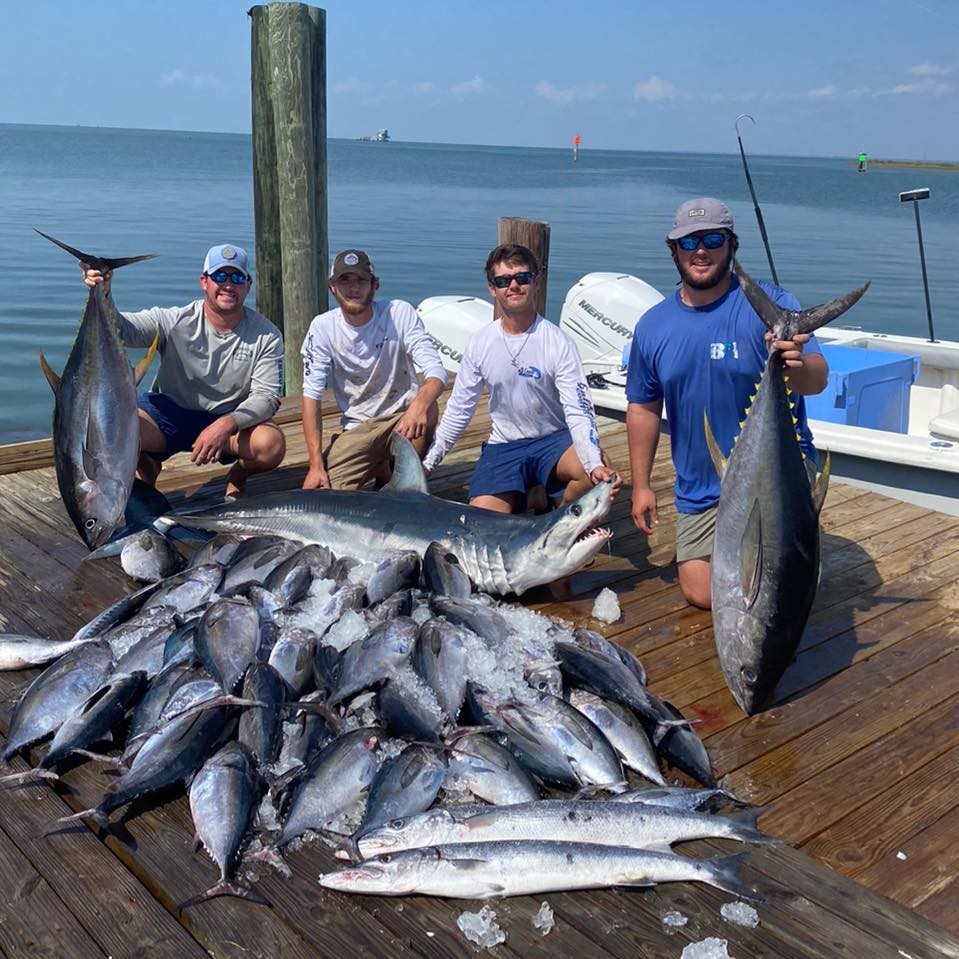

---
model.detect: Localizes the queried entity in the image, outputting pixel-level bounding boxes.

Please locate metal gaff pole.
[734,114,779,286]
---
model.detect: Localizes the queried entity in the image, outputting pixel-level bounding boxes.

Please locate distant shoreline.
[869,159,958,171]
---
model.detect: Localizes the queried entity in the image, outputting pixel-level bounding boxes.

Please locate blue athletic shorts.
[138,392,234,462]
[468,428,573,503]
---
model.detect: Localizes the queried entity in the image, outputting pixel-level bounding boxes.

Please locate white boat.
[418,273,959,516]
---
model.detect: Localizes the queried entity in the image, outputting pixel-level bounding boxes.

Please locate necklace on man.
[502,325,532,368]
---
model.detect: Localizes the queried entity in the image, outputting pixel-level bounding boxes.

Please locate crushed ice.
[457,904,506,948]
[531,901,555,935]
[591,587,621,624]
[681,938,733,959]
[720,901,759,928]
[662,910,689,930]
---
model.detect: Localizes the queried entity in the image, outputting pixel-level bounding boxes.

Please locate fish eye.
[84,518,97,530]
[388,818,406,828]
[571,504,582,517]
[741,667,757,684]
[377,853,393,863]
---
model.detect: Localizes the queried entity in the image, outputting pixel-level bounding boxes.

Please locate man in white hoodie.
[300,249,448,490]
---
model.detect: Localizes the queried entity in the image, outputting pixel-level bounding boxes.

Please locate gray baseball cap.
[667,197,735,240]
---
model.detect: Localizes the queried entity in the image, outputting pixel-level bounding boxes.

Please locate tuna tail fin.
[704,411,727,480]
[178,882,270,912]
[733,258,870,338]
[703,851,764,902]
[34,229,157,272]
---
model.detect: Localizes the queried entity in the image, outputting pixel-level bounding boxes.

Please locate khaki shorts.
[325,411,407,490]
[676,506,717,562]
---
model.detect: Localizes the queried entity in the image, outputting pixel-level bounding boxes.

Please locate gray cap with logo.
[667,198,735,240]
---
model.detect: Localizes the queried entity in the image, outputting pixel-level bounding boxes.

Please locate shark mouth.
[576,525,612,545]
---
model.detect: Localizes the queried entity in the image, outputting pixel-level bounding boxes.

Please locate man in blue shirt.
[625,197,828,609]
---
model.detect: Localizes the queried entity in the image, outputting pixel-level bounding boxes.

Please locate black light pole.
[899,187,936,343]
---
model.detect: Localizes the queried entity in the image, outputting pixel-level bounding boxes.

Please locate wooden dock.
[0,397,957,958]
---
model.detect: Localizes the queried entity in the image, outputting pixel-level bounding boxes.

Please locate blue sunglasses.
[207,269,248,284]
[675,232,728,252]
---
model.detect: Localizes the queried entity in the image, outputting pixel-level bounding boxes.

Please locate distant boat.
[357,128,390,142]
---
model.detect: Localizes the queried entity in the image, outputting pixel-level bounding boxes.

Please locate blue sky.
[2,0,957,159]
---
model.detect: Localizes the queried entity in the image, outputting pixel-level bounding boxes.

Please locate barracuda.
[707,262,869,715]
[36,231,158,550]
[159,433,614,596]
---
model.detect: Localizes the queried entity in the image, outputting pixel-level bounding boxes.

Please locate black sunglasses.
[675,232,728,252]
[207,269,248,284]
[491,270,536,289]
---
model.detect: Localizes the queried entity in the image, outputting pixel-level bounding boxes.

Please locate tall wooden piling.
[250,3,328,396]
[495,217,550,318]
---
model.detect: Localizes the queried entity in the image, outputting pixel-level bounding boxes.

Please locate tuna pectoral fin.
[39,351,61,394]
[133,332,160,385]
[740,501,763,609]
[704,413,727,481]
[811,451,831,515]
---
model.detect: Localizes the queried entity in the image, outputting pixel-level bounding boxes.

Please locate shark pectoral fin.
[385,432,430,494]
[39,351,61,394]
[811,451,831,515]
[704,413,727,481]
[133,332,160,384]
[740,500,763,609]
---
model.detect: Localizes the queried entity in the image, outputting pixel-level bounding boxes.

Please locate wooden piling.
[250,3,328,396]
[495,217,550,318]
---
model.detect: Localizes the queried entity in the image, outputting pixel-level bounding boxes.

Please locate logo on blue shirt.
[517,365,542,379]
[710,341,740,360]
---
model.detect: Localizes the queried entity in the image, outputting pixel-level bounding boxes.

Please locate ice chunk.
[662,910,689,931]
[532,901,555,935]
[324,609,369,651]
[720,901,760,928]
[591,587,621,624]
[681,938,733,959]
[457,904,506,948]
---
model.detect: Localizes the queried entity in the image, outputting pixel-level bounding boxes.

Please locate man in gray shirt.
[82,243,285,498]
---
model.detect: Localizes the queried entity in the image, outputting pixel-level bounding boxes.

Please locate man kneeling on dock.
[423,242,620,512]
[299,249,448,490]
[82,244,286,499]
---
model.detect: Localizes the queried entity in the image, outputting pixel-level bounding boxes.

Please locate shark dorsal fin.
[385,432,430,494]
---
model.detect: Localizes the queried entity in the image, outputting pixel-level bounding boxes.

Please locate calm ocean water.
[1,123,956,442]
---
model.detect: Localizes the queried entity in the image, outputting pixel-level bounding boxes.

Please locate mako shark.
[706,261,869,715]
[158,434,614,596]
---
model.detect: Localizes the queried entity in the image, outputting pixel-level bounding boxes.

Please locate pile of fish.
[1,530,774,907]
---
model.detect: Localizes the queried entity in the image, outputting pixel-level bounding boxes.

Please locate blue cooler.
[804,344,920,433]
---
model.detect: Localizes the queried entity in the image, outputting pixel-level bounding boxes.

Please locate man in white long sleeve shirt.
[423,243,620,513]
[82,243,285,499]
[300,249,448,490]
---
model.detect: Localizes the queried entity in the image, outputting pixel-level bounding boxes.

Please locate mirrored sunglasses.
[675,232,728,252]
[491,270,536,289]
[207,269,248,284]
